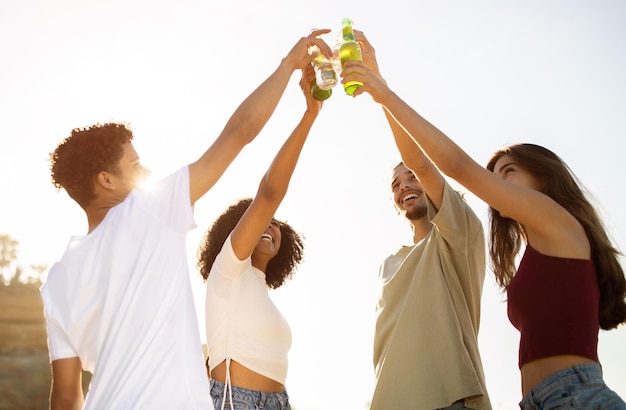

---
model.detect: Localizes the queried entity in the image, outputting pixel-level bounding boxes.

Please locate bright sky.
[2,1,625,409]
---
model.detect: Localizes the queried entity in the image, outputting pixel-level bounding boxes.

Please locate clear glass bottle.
[339,18,363,95]
[309,45,336,101]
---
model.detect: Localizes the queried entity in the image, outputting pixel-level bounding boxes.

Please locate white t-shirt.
[205,234,292,385]
[40,167,213,410]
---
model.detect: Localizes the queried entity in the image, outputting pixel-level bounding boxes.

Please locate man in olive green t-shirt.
[372,163,491,410]
[348,31,493,410]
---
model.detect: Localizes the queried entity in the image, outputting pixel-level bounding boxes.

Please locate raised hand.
[341,58,391,102]
[299,64,323,115]
[284,29,333,71]
[354,29,382,76]
[340,30,391,102]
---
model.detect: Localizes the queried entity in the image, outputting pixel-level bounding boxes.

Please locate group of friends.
[40,28,626,410]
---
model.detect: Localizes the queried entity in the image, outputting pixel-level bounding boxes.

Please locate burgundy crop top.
[507,245,599,368]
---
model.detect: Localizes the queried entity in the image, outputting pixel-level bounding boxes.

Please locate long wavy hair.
[49,122,134,209]
[197,198,304,289]
[486,143,626,330]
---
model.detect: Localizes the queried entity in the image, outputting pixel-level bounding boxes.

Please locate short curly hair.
[49,122,134,209]
[197,198,305,289]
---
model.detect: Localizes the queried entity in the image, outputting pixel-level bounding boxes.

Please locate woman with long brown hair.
[344,31,626,410]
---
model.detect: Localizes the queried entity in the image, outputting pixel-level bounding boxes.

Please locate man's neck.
[410,217,433,244]
[84,196,124,234]
[85,207,109,234]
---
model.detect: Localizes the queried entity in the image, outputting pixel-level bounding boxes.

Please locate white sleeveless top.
[205,234,292,387]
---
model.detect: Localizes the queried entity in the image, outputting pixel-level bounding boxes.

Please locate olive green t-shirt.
[371,182,492,410]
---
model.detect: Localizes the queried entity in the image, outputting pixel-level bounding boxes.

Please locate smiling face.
[253,219,283,261]
[391,163,428,221]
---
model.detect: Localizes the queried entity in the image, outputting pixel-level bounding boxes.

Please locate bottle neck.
[342,19,355,42]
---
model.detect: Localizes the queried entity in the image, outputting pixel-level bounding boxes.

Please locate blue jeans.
[519,363,626,409]
[209,378,291,410]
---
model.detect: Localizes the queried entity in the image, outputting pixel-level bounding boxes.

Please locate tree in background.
[0,233,54,409]
[0,234,47,285]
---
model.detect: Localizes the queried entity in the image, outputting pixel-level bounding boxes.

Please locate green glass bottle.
[310,79,332,101]
[339,18,363,95]
[309,45,335,101]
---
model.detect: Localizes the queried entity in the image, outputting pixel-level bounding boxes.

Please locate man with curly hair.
[39,30,333,410]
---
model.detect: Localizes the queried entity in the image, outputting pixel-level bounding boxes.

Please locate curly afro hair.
[197,198,305,289]
[49,122,134,209]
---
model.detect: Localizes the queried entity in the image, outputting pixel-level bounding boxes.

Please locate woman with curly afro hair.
[198,65,321,410]
[198,198,303,290]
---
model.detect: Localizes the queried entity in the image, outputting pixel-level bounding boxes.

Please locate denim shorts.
[209,378,291,410]
[519,363,626,409]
